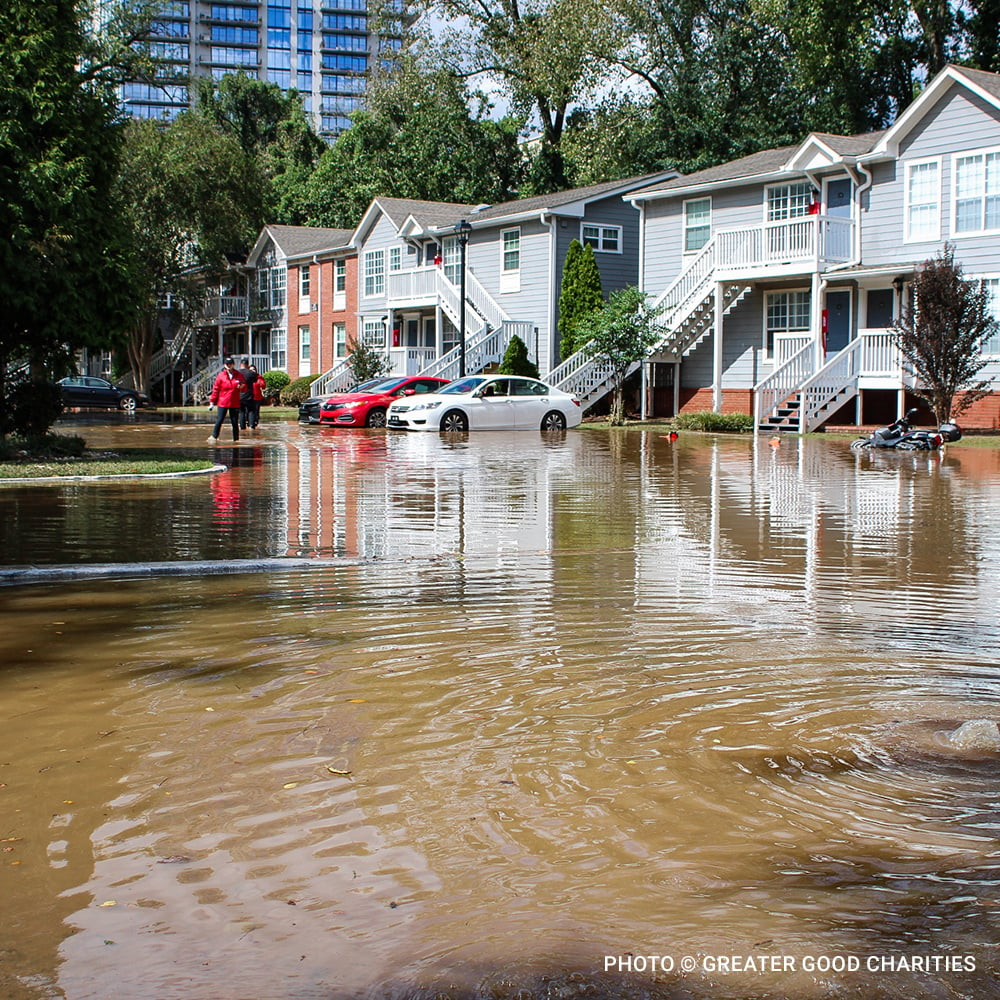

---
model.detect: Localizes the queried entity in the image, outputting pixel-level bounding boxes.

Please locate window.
[683,198,711,252]
[388,246,402,272]
[364,250,384,297]
[334,259,346,292]
[954,150,1000,234]
[270,266,286,308]
[334,322,347,357]
[362,319,386,347]
[765,290,810,357]
[980,277,1000,354]
[443,236,460,284]
[502,229,520,271]
[299,265,310,299]
[299,324,311,360]
[581,224,622,253]
[905,160,940,241]
[767,182,813,221]
[271,328,287,369]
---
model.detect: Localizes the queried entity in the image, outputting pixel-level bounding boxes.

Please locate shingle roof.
[630,146,799,198]
[811,131,886,155]
[951,64,1000,102]
[466,171,676,222]
[268,225,353,257]
[375,197,479,230]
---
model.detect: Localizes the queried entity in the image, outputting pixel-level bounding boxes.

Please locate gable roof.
[248,224,354,265]
[867,64,1000,158]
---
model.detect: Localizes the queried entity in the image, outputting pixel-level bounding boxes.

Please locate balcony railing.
[715,216,853,272]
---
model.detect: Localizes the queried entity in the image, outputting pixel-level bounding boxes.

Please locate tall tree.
[296,62,523,228]
[418,0,618,192]
[193,73,326,224]
[0,0,132,424]
[558,240,604,360]
[114,115,266,395]
[891,246,997,423]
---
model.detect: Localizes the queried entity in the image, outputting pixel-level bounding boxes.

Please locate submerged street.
[2,416,1000,999]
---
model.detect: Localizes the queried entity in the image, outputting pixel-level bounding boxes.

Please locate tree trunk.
[610,384,625,426]
[127,314,158,398]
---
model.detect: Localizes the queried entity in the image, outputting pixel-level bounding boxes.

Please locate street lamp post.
[454,219,472,377]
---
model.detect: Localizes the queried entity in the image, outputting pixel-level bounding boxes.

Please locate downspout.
[637,198,648,420]
[313,254,321,377]
[542,210,555,376]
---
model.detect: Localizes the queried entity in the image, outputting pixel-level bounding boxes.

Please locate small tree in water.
[576,286,663,426]
[497,333,540,378]
[346,336,392,386]
[891,246,997,423]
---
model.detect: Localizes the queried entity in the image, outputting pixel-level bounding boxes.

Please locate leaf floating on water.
[347,699,366,704]
[157,856,192,864]
[283,782,299,789]
[98,901,117,907]
[326,767,352,777]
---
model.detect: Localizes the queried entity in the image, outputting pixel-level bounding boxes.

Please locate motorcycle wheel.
[850,438,872,452]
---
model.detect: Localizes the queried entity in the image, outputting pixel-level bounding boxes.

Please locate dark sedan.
[57,376,149,411]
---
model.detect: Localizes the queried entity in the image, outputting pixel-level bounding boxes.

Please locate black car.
[57,376,149,411]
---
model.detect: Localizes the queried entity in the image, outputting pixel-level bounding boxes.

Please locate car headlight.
[410,401,442,412]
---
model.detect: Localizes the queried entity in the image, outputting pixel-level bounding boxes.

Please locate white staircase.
[418,321,534,382]
[548,235,750,410]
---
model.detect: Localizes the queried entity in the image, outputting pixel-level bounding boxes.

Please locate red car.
[318,375,451,428]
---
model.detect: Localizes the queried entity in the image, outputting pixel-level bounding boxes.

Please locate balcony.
[714,216,853,277]
[198,295,249,325]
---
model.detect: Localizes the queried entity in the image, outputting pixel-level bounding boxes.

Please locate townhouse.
[599,64,1000,430]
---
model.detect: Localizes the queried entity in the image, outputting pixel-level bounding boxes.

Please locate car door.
[508,378,550,428]
[472,378,514,429]
[89,378,118,407]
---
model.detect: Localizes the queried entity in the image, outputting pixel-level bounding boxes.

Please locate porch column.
[812,273,824,370]
[673,362,681,417]
[712,281,724,412]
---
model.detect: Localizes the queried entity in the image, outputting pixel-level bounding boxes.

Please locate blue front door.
[825,290,851,354]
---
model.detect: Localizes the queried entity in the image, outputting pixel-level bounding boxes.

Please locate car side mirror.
[401,388,416,396]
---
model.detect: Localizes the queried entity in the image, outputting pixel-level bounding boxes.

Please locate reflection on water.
[2,418,1000,999]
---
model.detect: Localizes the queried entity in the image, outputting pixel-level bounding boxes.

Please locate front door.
[825,178,852,218]
[825,290,852,354]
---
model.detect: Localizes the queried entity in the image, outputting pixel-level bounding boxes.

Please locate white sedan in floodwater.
[386,375,582,432]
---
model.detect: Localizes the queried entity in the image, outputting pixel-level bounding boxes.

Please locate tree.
[576,285,662,425]
[114,115,266,396]
[558,240,604,360]
[346,337,392,385]
[891,245,997,423]
[296,61,523,228]
[0,0,133,436]
[497,333,540,378]
[193,73,326,224]
[418,0,618,193]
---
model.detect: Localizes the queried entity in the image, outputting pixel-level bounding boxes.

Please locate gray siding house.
[554,65,1000,430]
[326,173,677,390]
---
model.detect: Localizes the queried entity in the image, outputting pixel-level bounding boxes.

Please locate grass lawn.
[0,449,218,480]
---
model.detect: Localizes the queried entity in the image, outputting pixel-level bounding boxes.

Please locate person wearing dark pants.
[208,357,244,443]
[238,358,255,430]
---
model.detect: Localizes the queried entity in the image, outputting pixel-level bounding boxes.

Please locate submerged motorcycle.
[850,408,962,451]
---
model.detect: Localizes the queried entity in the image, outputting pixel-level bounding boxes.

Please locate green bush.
[262,368,290,401]
[279,374,318,406]
[0,433,86,460]
[670,411,755,433]
[497,334,540,378]
[0,377,64,439]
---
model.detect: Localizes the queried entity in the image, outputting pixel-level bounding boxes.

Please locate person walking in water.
[238,357,256,431]
[247,365,265,429]
[208,357,243,443]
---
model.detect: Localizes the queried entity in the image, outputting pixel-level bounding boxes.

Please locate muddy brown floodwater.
[2,415,1000,1000]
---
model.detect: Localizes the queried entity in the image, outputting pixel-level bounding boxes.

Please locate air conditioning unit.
[311,303,319,311]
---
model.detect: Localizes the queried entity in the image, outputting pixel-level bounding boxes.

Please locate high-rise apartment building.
[121,0,402,138]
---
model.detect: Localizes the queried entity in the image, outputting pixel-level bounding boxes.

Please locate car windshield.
[439,377,487,395]
[359,377,406,394]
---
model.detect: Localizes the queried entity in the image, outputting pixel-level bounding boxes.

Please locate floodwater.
[2,414,1000,1000]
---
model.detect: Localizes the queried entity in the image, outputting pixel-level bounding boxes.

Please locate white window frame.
[501,228,520,272]
[299,265,311,300]
[388,246,402,272]
[361,318,386,348]
[977,274,1000,355]
[271,327,287,369]
[334,321,347,357]
[442,236,460,285]
[298,324,311,373]
[765,181,813,222]
[682,198,711,254]
[581,223,622,254]
[270,266,286,309]
[904,157,941,242]
[952,147,1000,237]
[363,249,384,298]
[500,227,520,294]
[764,289,811,360]
[334,258,346,293]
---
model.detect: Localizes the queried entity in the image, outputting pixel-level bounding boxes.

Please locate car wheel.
[119,395,138,412]
[366,408,387,428]
[440,409,468,433]
[541,410,566,431]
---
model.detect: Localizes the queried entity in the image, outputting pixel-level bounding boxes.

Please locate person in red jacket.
[207,357,243,443]
[247,365,265,429]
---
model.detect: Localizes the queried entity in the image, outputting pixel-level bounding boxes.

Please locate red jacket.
[250,373,265,401]
[210,367,244,408]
